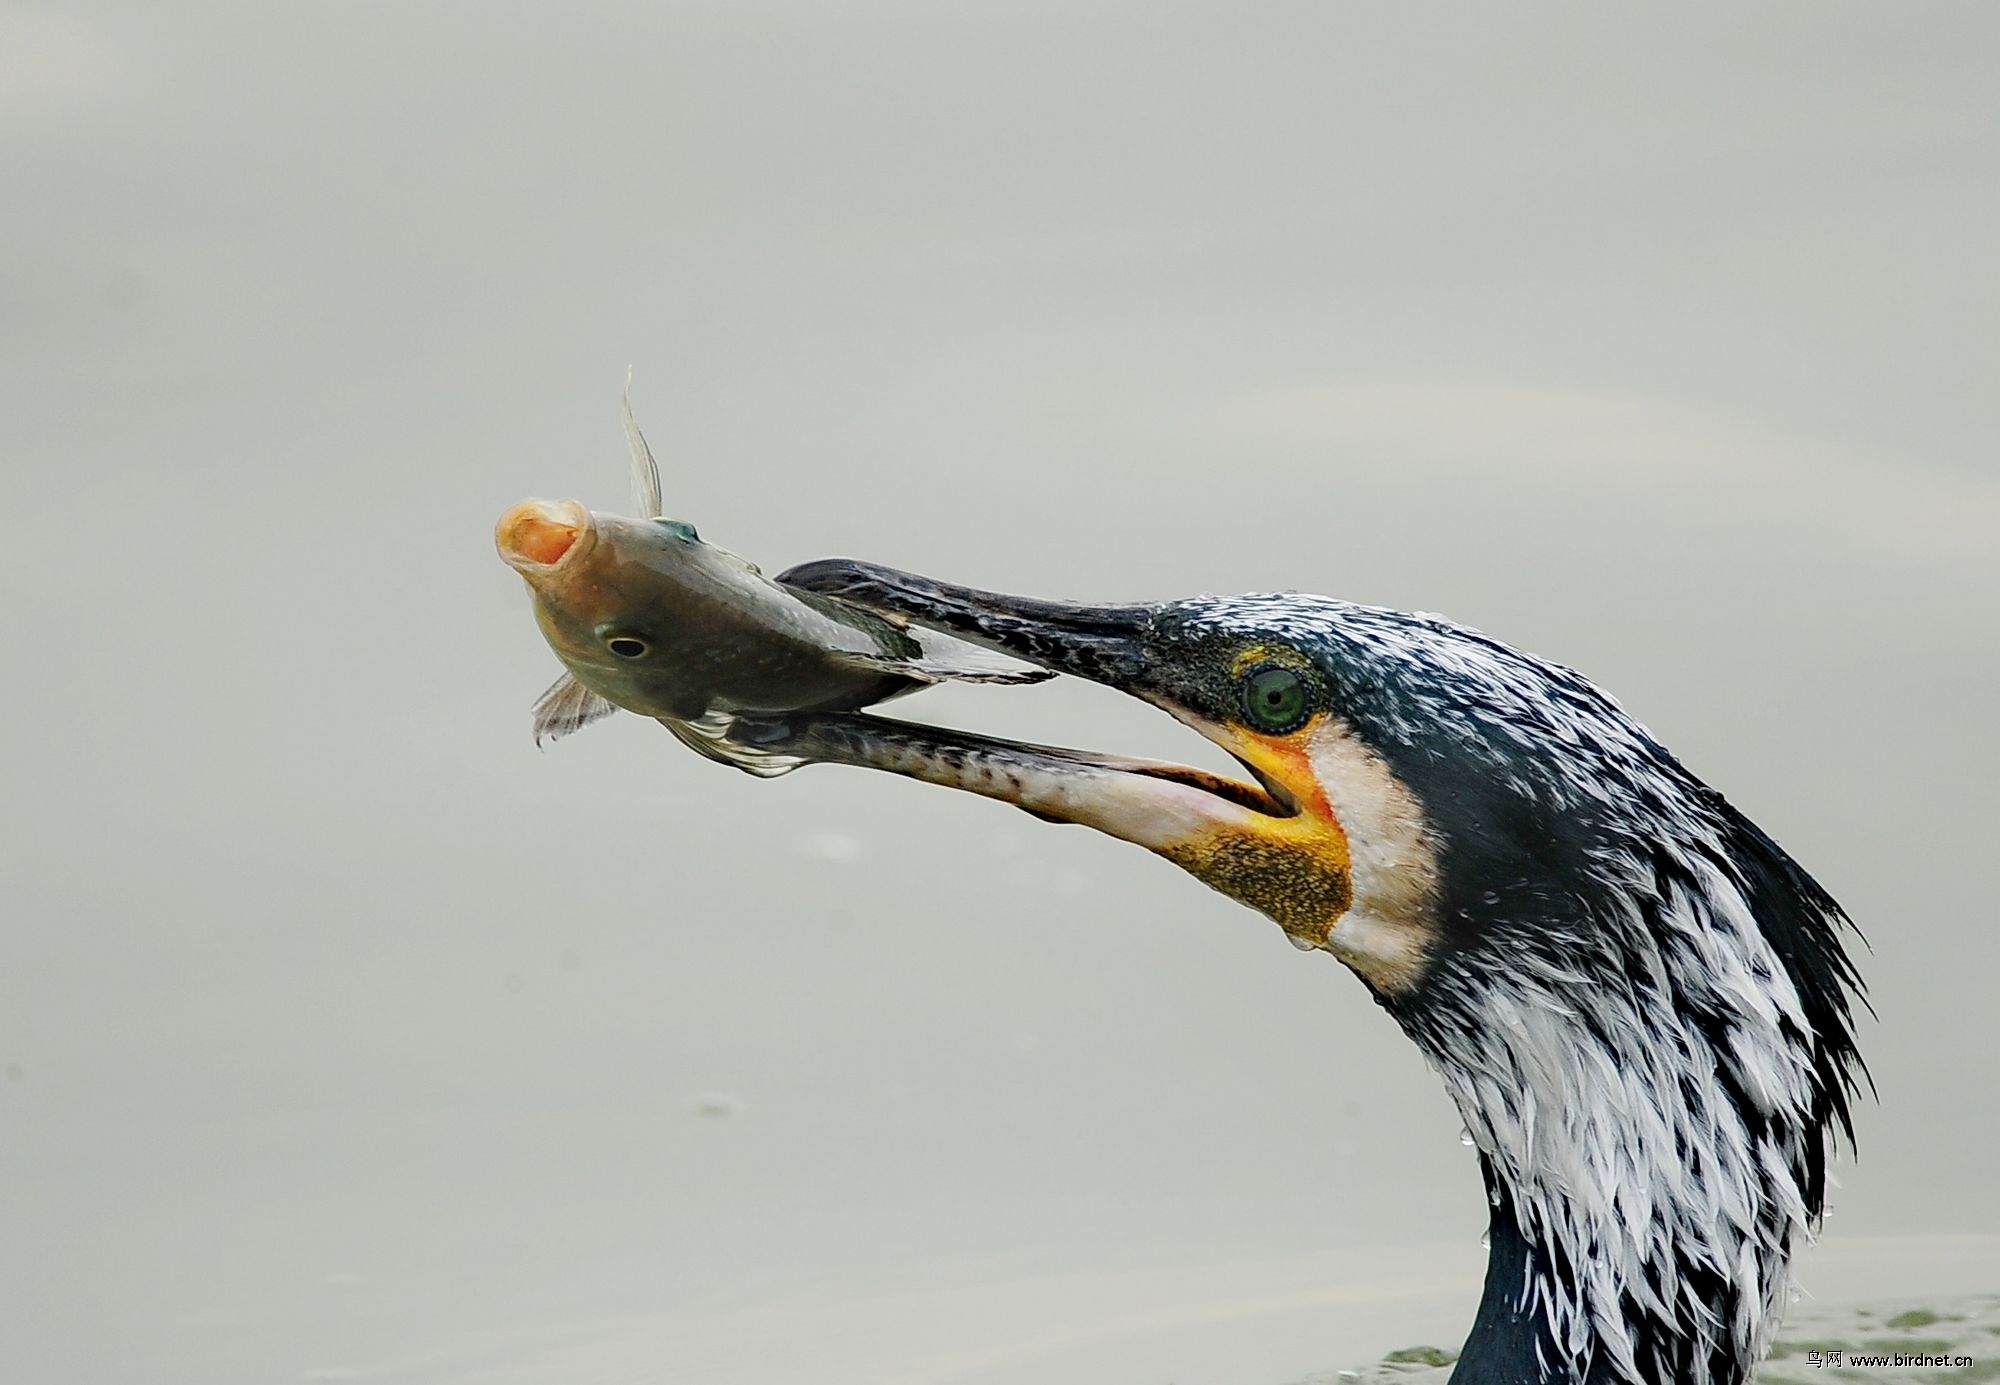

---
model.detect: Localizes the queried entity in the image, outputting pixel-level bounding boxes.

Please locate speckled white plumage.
[1172,594,1854,1385]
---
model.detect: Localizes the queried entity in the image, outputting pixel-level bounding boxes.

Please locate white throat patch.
[1302,716,1441,993]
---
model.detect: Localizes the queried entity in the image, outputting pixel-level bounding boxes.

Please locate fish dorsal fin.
[532,673,619,747]
[623,368,664,519]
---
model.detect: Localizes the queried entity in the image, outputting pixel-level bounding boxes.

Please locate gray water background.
[4,4,1997,1382]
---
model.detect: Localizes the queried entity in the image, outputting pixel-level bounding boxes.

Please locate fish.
[495,378,1049,773]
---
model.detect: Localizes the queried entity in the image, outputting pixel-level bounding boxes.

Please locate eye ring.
[606,635,650,659]
[1240,663,1311,734]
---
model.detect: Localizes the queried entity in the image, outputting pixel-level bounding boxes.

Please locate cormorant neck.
[1454,1168,1548,1385]
[1400,932,1812,1385]
[1454,1166,1644,1385]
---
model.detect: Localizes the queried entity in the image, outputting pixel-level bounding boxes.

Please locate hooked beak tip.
[497,499,588,571]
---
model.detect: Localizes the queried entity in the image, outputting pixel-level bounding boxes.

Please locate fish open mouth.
[729,559,1325,867]
[496,499,593,572]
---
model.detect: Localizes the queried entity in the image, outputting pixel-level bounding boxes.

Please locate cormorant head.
[737,559,1868,1385]
[747,561,1458,989]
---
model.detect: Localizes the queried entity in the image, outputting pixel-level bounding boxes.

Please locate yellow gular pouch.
[1159,717,1355,950]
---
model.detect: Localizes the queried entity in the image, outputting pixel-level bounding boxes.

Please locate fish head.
[495,498,714,719]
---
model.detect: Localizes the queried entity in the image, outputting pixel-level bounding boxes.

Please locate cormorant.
[726,559,1867,1385]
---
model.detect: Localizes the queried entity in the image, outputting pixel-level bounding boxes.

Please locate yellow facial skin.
[871,685,1438,991]
[1157,717,1355,951]
[860,701,1360,951]
[1121,707,1439,993]
[795,626,1439,989]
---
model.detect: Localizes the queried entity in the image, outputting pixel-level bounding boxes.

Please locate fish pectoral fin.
[904,660,1056,686]
[825,632,1055,687]
[531,673,620,747]
[907,625,1058,684]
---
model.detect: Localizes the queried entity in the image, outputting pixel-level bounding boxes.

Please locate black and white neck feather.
[1171,598,1869,1385]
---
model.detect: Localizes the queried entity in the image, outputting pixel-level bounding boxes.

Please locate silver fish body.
[496,384,1043,769]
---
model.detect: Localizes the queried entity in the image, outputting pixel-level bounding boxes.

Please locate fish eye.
[1240,663,1310,734]
[606,635,650,659]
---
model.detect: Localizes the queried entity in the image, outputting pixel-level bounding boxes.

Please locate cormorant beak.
[779,559,1160,691]
[737,560,1354,949]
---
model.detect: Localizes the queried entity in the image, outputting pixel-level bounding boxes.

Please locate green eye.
[1241,664,1310,733]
